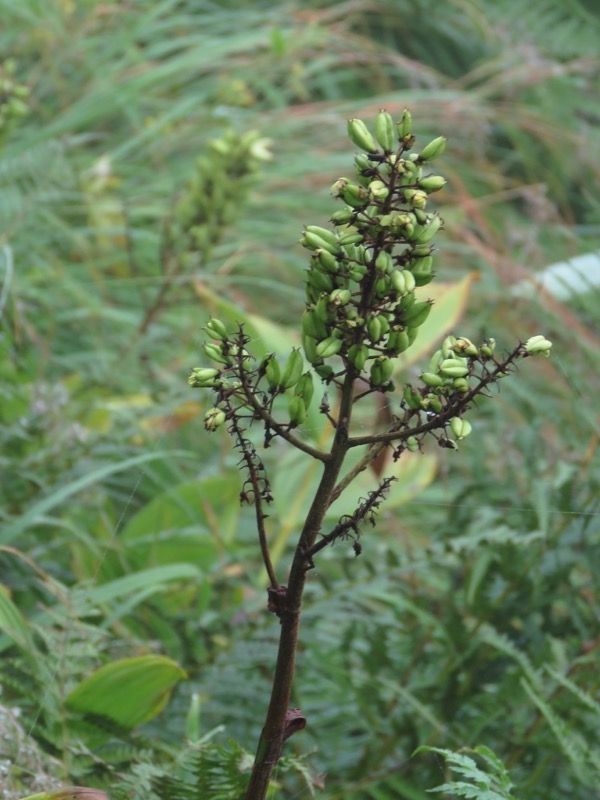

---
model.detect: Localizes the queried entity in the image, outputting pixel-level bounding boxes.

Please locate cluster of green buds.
[189,317,317,430]
[299,110,448,390]
[0,60,30,148]
[189,110,552,454]
[173,129,271,263]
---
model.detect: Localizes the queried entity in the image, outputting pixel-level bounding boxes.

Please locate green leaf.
[18,790,110,800]
[0,451,194,546]
[66,655,186,729]
[0,584,35,653]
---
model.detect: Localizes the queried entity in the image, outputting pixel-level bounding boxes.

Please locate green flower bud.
[524,335,552,357]
[204,406,226,431]
[347,118,378,153]
[418,136,447,162]
[418,175,447,193]
[375,109,396,151]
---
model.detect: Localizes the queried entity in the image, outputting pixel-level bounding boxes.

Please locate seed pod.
[337,231,364,246]
[454,336,478,356]
[316,247,338,273]
[329,288,351,306]
[418,175,447,193]
[390,269,407,295]
[354,153,372,172]
[421,371,444,388]
[404,189,428,209]
[441,335,456,359]
[428,349,444,374]
[399,109,412,138]
[419,136,447,162]
[439,358,469,378]
[401,269,416,293]
[480,337,496,357]
[524,335,552,356]
[280,349,305,389]
[453,377,469,392]
[303,231,340,255]
[295,373,315,410]
[450,417,472,440]
[302,334,320,364]
[188,367,219,388]
[426,395,443,413]
[301,309,322,339]
[307,266,334,293]
[340,183,369,208]
[288,395,307,426]
[205,318,228,340]
[367,315,383,343]
[331,206,355,225]
[385,329,411,354]
[316,336,343,359]
[404,300,432,327]
[413,214,442,243]
[374,275,390,297]
[375,250,394,274]
[411,245,433,258]
[315,364,334,381]
[348,343,369,371]
[371,356,394,386]
[403,385,422,409]
[347,118,378,152]
[406,436,419,452]
[314,295,331,322]
[411,259,434,286]
[204,406,226,431]
[204,342,229,364]
[413,208,429,225]
[375,109,396,151]
[368,180,389,201]
[306,225,338,247]
[265,355,282,390]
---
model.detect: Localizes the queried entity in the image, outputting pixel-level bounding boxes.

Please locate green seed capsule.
[316,337,343,359]
[347,118,378,152]
[375,109,396,151]
[419,136,447,162]
[421,371,444,388]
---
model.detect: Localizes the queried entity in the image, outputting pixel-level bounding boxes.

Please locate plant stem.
[244,371,355,798]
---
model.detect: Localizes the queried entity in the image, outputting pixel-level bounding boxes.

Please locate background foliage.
[1,0,598,797]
